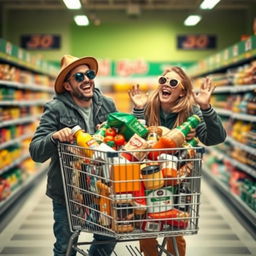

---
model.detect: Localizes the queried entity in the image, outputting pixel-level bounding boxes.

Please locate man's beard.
[71,82,94,101]
[72,91,93,101]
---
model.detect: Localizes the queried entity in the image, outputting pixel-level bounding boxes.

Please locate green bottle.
[93,123,109,143]
[176,115,201,137]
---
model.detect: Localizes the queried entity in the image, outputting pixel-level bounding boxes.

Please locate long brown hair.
[145,66,195,127]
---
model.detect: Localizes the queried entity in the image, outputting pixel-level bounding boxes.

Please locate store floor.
[0,176,255,256]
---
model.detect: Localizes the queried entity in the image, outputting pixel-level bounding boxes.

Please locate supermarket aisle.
[0,176,255,256]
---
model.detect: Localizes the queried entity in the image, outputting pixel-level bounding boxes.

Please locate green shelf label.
[188,35,256,76]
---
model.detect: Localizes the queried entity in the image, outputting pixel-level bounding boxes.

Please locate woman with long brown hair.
[129,66,226,256]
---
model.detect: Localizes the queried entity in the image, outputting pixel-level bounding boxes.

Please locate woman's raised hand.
[128,84,148,109]
[192,77,215,110]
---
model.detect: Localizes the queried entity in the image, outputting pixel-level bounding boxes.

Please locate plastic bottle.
[175,182,191,212]
[148,115,201,160]
[158,153,179,186]
[177,137,199,168]
[71,125,99,157]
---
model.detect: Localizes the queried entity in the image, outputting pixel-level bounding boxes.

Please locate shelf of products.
[0,39,55,214]
[206,146,256,179]
[187,35,256,224]
[188,35,256,77]
[203,165,256,231]
[0,162,48,215]
[0,38,58,77]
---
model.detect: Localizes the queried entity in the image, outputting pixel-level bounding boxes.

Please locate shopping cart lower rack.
[58,142,204,256]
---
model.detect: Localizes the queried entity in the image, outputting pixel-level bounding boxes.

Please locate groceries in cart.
[59,112,202,236]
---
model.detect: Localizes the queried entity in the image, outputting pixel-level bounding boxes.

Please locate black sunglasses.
[71,70,96,83]
[158,76,184,89]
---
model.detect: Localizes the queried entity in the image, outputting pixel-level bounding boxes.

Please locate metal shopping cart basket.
[58,142,204,256]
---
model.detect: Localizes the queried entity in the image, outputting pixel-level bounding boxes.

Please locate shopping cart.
[58,142,204,256]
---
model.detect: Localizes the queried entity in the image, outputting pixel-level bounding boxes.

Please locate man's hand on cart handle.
[52,127,74,143]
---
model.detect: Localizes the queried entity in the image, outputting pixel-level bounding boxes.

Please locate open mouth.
[80,83,91,91]
[161,87,172,96]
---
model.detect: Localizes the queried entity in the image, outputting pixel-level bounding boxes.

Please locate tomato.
[104,135,114,143]
[114,134,126,146]
[105,128,117,137]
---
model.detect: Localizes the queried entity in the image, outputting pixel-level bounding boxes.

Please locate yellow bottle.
[71,125,99,157]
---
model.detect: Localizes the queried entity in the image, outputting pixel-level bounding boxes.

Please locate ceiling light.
[74,15,89,26]
[184,15,202,26]
[63,0,81,10]
[200,0,221,10]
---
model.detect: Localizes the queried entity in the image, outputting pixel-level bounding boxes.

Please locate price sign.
[177,35,216,50]
[21,34,61,50]
[232,45,238,57]
[245,38,252,52]
[5,41,12,55]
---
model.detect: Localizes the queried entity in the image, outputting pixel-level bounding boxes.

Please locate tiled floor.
[0,176,255,256]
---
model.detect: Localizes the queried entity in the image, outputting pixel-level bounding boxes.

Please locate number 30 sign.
[21,34,61,50]
[177,35,216,50]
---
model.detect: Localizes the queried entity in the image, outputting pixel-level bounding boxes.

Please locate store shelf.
[0,80,54,93]
[0,163,48,216]
[0,152,31,175]
[0,39,53,218]
[0,115,41,128]
[0,39,58,77]
[215,108,256,122]
[0,133,34,150]
[188,35,256,77]
[0,100,48,106]
[226,136,256,156]
[203,166,256,232]
[206,147,256,178]
[232,112,256,122]
[214,84,256,93]
[214,108,232,116]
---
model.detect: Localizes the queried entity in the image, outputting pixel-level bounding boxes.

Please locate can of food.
[146,186,174,213]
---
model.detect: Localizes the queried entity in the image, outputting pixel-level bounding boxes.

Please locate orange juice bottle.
[71,125,99,157]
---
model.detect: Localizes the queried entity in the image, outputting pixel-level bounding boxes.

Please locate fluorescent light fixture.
[74,15,89,26]
[200,0,221,10]
[184,15,202,26]
[63,0,81,9]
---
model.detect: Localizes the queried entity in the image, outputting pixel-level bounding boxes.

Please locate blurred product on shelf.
[0,123,37,144]
[192,60,256,89]
[0,63,54,87]
[188,34,256,225]
[0,106,42,122]
[0,86,50,101]
[0,40,55,214]
[204,153,256,212]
